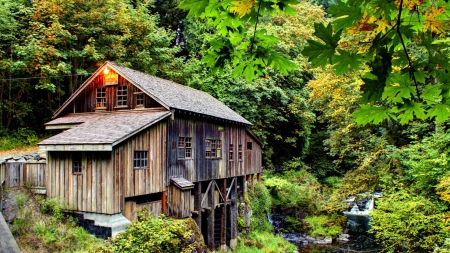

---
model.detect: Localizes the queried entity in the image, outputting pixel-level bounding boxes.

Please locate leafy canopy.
[302,0,450,125]
[178,0,298,81]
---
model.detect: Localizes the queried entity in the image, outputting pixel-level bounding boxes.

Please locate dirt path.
[0,146,39,158]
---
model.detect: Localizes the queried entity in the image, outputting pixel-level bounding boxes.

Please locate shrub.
[370,189,448,252]
[100,210,204,253]
[247,182,273,232]
[303,214,343,237]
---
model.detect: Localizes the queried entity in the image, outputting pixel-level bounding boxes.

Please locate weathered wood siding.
[61,71,161,115]
[0,162,46,188]
[168,186,192,218]
[167,114,262,183]
[47,151,117,214]
[113,121,167,199]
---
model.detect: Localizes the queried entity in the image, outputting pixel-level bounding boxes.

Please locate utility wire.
[0,73,92,82]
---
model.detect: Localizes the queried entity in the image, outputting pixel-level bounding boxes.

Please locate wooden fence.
[0,162,47,193]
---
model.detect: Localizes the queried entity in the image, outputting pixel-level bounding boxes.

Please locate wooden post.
[230,177,238,250]
[257,173,261,182]
[239,176,245,203]
[220,179,227,251]
[194,182,202,230]
[207,181,215,250]
[250,174,254,191]
[161,190,167,214]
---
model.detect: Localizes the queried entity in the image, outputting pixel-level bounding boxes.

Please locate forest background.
[1,0,450,252]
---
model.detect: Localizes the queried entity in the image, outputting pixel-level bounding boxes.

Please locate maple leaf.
[421,84,442,104]
[178,0,210,17]
[302,23,342,68]
[332,49,361,75]
[374,13,393,34]
[428,103,450,122]
[394,101,426,125]
[422,6,447,34]
[327,0,363,31]
[382,73,416,103]
[352,105,393,125]
[230,0,255,18]
[395,0,425,11]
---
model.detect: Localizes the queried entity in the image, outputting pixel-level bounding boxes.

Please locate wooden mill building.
[38,61,263,250]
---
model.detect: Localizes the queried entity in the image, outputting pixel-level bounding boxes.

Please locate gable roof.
[53,62,251,125]
[39,110,170,151]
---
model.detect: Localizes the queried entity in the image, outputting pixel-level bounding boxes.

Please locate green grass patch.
[235,231,297,253]
[0,128,40,151]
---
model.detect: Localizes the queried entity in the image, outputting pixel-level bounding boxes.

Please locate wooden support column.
[161,190,167,214]
[207,181,215,250]
[257,173,261,182]
[239,176,245,203]
[220,179,227,251]
[194,182,202,229]
[230,177,238,250]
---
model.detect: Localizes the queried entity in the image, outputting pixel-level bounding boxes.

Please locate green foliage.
[235,231,296,253]
[370,189,448,252]
[247,182,273,232]
[303,214,343,237]
[100,210,201,253]
[263,169,324,214]
[303,0,450,125]
[389,130,450,197]
[0,128,40,151]
[179,0,299,81]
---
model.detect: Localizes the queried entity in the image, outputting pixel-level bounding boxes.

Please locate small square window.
[229,144,234,161]
[96,87,106,108]
[206,138,222,159]
[238,144,243,160]
[134,151,148,169]
[247,142,252,150]
[117,86,128,106]
[72,153,82,174]
[135,93,145,107]
[178,137,192,159]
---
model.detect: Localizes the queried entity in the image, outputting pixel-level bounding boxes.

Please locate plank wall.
[61,71,161,115]
[47,151,116,214]
[114,121,167,199]
[167,114,262,184]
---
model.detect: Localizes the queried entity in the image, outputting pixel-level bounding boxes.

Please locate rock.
[32,153,40,160]
[12,155,22,160]
[315,236,332,244]
[2,156,13,161]
[337,233,350,242]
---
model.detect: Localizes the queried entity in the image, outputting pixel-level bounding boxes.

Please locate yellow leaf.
[395,0,425,11]
[422,6,447,35]
[375,13,392,34]
[230,0,255,18]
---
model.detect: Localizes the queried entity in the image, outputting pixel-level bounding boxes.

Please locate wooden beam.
[207,185,215,250]
[220,179,227,250]
[230,177,238,250]
[201,180,213,208]
[161,190,167,214]
[194,182,202,230]
[226,177,236,200]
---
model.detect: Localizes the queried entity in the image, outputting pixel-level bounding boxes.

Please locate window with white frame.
[206,139,221,158]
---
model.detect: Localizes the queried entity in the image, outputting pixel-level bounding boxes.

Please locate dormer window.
[96,87,107,109]
[117,85,128,107]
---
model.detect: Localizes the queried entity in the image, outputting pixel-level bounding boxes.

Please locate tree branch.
[396,0,420,100]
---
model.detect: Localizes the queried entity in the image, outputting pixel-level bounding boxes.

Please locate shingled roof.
[53,62,251,125]
[39,110,170,151]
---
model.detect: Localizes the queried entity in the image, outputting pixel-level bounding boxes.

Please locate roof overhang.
[39,143,112,151]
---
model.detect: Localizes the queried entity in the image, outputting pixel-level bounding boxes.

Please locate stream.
[268,213,383,253]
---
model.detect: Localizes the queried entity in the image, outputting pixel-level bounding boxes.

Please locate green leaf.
[421,84,441,104]
[395,101,426,125]
[332,49,361,75]
[428,103,450,122]
[382,73,415,103]
[302,23,342,68]
[327,0,363,31]
[352,105,392,125]
[178,0,210,17]
[267,51,296,75]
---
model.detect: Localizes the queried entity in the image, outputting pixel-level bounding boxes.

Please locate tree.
[302,0,450,125]
[178,0,298,81]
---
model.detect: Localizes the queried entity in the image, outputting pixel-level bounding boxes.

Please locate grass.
[234,231,297,253]
[8,187,104,253]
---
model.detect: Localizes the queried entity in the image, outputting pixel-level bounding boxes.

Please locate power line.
[0,73,93,82]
